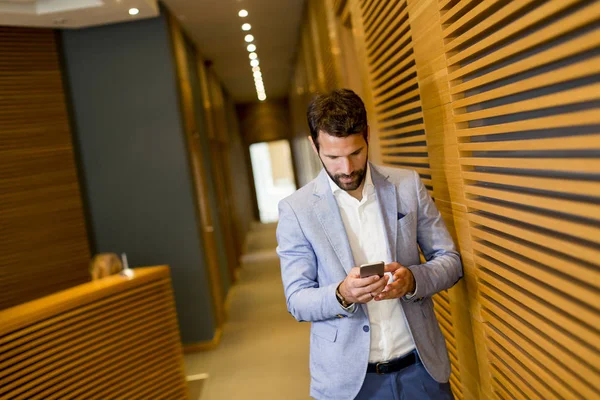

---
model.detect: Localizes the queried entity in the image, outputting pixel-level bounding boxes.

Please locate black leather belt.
[367,351,418,375]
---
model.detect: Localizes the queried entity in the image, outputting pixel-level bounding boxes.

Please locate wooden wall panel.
[0,27,91,310]
[358,0,434,196]
[442,1,600,399]
[0,266,188,400]
[289,1,600,398]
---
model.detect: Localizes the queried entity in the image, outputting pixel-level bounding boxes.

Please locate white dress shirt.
[328,164,415,363]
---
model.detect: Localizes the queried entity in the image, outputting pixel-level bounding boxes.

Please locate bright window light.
[242,23,251,31]
[247,44,256,52]
[258,93,267,101]
[249,52,258,60]
[250,59,259,67]
[129,8,139,15]
[244,34,254,43]
[238,9,248,17]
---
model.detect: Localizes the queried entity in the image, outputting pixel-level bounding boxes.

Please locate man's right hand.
[339,267,389,304]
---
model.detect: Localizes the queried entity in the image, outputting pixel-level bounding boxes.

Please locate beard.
[323,163,367,192]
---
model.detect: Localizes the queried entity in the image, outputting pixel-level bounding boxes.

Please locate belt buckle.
[375,361,390,375]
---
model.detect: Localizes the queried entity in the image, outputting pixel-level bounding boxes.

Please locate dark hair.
[307,89,368,150]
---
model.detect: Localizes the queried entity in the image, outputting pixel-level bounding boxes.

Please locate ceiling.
[0,0,159,28]
[161,0,305,103]
[0,0,305,103]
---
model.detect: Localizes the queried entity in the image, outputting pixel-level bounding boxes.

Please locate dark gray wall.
[60,14,216,343]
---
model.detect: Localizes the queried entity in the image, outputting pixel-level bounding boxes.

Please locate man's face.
[310,131,369,192]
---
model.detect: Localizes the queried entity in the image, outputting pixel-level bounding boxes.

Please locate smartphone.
[359,261,385,278]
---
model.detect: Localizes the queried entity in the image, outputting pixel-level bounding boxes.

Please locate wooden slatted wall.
[289,0,600,397]
[0,266,188,400]
[359,0,434,196]
[442,1,600,399]
[0,27,91,310]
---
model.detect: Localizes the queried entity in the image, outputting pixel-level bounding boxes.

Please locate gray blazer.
[276,163,462,400]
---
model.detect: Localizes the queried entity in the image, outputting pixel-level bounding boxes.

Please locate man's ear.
[308,135,319,155]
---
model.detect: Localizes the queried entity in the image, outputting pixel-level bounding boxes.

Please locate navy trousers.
[355,359,454,400]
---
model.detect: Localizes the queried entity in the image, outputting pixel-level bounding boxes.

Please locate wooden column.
[166,12,225,344]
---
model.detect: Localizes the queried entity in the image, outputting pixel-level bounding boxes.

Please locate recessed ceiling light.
[247,44,256,52]
[238,9,248,17]
[258,93,267,101]
[249,52,258,60]
[250,59,259,67]
[252,66,261,72]
[242,23,251,31]
[129,8,139,15]
[253,71,262,78]
[244,34,254,43]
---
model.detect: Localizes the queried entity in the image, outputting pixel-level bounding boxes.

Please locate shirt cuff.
[403,281,418,299]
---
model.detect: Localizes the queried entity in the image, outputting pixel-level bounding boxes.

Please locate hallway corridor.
[184,222,311,399]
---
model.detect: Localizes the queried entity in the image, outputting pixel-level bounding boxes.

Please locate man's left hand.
[374,262,415,301]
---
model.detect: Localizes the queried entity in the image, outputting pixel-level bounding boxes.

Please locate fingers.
[384,262,404,273]
[345,274,388,303]
[375,280,408,300]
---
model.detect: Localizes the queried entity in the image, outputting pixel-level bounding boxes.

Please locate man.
[276,89,462,400]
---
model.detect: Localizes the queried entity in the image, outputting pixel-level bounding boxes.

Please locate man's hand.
[339,267,389,304]
[375,262,415,301]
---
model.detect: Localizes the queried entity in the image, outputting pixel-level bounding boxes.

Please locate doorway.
[249,140,297,223]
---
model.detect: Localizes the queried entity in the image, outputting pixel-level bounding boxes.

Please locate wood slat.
[381,133,426,147]
[454,84,600,122]
[465,184,599,222]
[478,282,600,369]
[453,57,600,109]
[440,0,479,25]
[480,296,600,390]
[451,30,600,95]
[472,240,599,311]
[469,213,600,268]
[488,347,547,400]
[460,157,600,173]
[455,109,600,137]
[485,325,583,400]
[447,0,587,67]
[476,255,600,340]
[379,106,422,130]
[448,2,599,79]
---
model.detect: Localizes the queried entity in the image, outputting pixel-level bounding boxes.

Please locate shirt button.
[363,325,370,333]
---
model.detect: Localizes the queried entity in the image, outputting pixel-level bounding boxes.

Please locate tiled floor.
[184,222,311,399]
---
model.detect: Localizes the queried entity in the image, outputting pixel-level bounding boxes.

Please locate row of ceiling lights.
[239,9,266,101]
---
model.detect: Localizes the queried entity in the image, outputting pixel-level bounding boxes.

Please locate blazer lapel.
[371,164,398,261]
[313,170,356,274]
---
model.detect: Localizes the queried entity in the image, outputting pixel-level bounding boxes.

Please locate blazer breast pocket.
[398,211,415,228]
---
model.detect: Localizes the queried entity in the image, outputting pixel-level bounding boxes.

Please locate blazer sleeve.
[405,170,463,301]
[276,199,349,322]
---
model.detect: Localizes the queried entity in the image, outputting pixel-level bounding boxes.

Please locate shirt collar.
[327,163,374,199]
